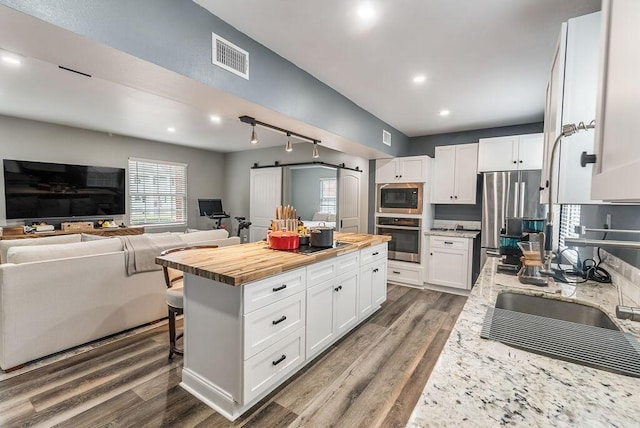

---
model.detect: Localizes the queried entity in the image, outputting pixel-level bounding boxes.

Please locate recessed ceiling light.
[439,109,450,117]
[1,56,21,66]
[167,127,176,132]
[210,115,221,123]
[413,75,426,84]
[357,3,376,20]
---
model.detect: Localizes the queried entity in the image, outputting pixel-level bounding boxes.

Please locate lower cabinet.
[427,236,472,290]
[306,271,359,358]
[359,258,387,318]
[387,261,423,287]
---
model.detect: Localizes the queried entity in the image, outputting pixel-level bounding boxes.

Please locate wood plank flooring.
[0,284,466,427]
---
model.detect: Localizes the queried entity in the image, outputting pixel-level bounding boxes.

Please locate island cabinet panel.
[243,328,305,403]
[243,268,306,313]
[335,271,359,337]
[306,280,336,357]
[307,258,338,287]
[243,293,306,359]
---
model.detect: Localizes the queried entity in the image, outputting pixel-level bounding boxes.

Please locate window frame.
[558,204,581,264]
[128,157,188,227]
[319,177,337,214]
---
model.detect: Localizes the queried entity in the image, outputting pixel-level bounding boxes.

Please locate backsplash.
[433,219,482,230]
[599,249,640,307]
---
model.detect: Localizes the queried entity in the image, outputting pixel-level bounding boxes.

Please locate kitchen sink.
[494,292,620,330]
[482,292,640,377]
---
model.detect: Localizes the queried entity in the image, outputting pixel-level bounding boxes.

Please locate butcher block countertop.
[155,232,390,286]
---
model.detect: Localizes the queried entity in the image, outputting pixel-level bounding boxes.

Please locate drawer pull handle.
[373,268,379,273]
[334,285,343,292]
[272,284,287,292]
[272,316,287,325]
[392,270,401,274]
[444,241,453,245]
[372,251,379,256]
[272,354,287,366]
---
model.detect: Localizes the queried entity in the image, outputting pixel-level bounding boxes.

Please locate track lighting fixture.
[239,115,321,158]
[285,133,293,152]
[250,124,258,144]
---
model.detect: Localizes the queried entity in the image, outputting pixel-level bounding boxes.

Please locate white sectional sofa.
[0,229,240,370]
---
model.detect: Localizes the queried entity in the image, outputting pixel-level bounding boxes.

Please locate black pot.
[309,225,333,247]
[299,235,310,246]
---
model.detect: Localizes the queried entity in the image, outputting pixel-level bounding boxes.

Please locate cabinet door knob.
[454,196,458,199]
[430,252,433,256]
[513,161,517,164]
[372,251,379,256]
[373,268,379,273]
[580,152,597,167]
[450,195,453,199]
[519,160,523,163]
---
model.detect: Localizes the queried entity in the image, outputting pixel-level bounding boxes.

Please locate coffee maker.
[496,218,546,275]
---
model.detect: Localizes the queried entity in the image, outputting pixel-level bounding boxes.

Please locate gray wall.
[409,122,544,221]
[580,205,640,268]
[0,115,225,231]
[1,0,409,157]
[223,142,368,235]
[291,168,337,220]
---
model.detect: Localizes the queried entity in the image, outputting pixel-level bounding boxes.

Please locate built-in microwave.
[376,183,423,214]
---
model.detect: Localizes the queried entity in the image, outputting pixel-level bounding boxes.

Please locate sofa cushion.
[7,238,124,264]
[180,229,229,245]
[312,212,329,221]
[0,234,82,263]
[81,233,111,241]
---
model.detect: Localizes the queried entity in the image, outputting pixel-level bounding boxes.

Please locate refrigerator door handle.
[520,181,526,218]
[513,182,519,218]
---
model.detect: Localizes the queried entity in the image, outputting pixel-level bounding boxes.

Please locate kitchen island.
[156,232,390,421]
[407,258,640,427]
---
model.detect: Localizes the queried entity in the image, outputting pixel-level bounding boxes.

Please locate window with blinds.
[128,158,187,226]
[559,204,581,248]
[319,178,337,214]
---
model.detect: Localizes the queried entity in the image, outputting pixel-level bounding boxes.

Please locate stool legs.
[167,305,184,359]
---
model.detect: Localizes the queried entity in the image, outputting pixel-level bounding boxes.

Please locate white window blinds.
[559,204,581,248]
[128,158,187,226]
[319,178,337,214]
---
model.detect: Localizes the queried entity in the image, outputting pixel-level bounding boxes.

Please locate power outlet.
[605,214,612,229]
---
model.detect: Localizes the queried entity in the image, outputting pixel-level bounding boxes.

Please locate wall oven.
[376,183,423,214]
[376,217,421,263]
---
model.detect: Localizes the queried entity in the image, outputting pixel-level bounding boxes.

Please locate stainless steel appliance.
[376,183,423,214]
[376,217,421,263]
[481,170,546,265]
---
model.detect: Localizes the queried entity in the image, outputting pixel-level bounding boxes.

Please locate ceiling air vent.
[382,130,391,147]
[212,33,249,79]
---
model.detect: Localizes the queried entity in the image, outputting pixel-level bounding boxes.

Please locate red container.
[268,231,300,250]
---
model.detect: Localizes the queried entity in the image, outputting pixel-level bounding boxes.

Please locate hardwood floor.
[0,284,466,427]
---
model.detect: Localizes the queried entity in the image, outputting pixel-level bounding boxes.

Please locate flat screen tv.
[3,159,126,219]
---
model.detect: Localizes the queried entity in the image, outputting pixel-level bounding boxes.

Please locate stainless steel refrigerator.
[481,170,547,265]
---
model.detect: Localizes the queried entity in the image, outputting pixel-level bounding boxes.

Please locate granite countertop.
[407,257,640,427]
[155,232,390,286]
[424,229,481,239]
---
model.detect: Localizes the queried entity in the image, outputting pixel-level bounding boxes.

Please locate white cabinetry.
[540,11,603,204]
[431,144,478,204]
[591,0,640,202]
[427,236,472,290]
[358,243,388,317]
[387,260,423,287]
[376,156,428,183]
[478,134,543,172]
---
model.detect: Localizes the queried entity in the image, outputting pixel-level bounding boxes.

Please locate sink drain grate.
[481,307,640,377]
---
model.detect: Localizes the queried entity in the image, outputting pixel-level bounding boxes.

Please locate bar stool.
[161,245,218,359]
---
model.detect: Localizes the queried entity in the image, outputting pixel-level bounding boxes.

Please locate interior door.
[250,167,282,242]
[337,169,361,232]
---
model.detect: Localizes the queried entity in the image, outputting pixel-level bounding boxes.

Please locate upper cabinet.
[540,11,603,205]
[477,133,543,172]
[591,0,640,202]
[375,156,429,183]
[431,143,478,204]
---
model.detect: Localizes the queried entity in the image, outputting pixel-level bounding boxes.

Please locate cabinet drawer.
[244,293,305,359]
[387,264,422,286]
[336,252,359,276]
[429,236,468,249]
[243,328,305,404]
[360,243,387,266]
[243,268,306,314]
[307,258,338,287]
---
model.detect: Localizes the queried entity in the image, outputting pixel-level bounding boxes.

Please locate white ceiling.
[196,0,601,136]
[0,1,600,159]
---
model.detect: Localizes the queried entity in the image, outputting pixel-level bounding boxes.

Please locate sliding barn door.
[250,167,282,242]
[337,169,361,233]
